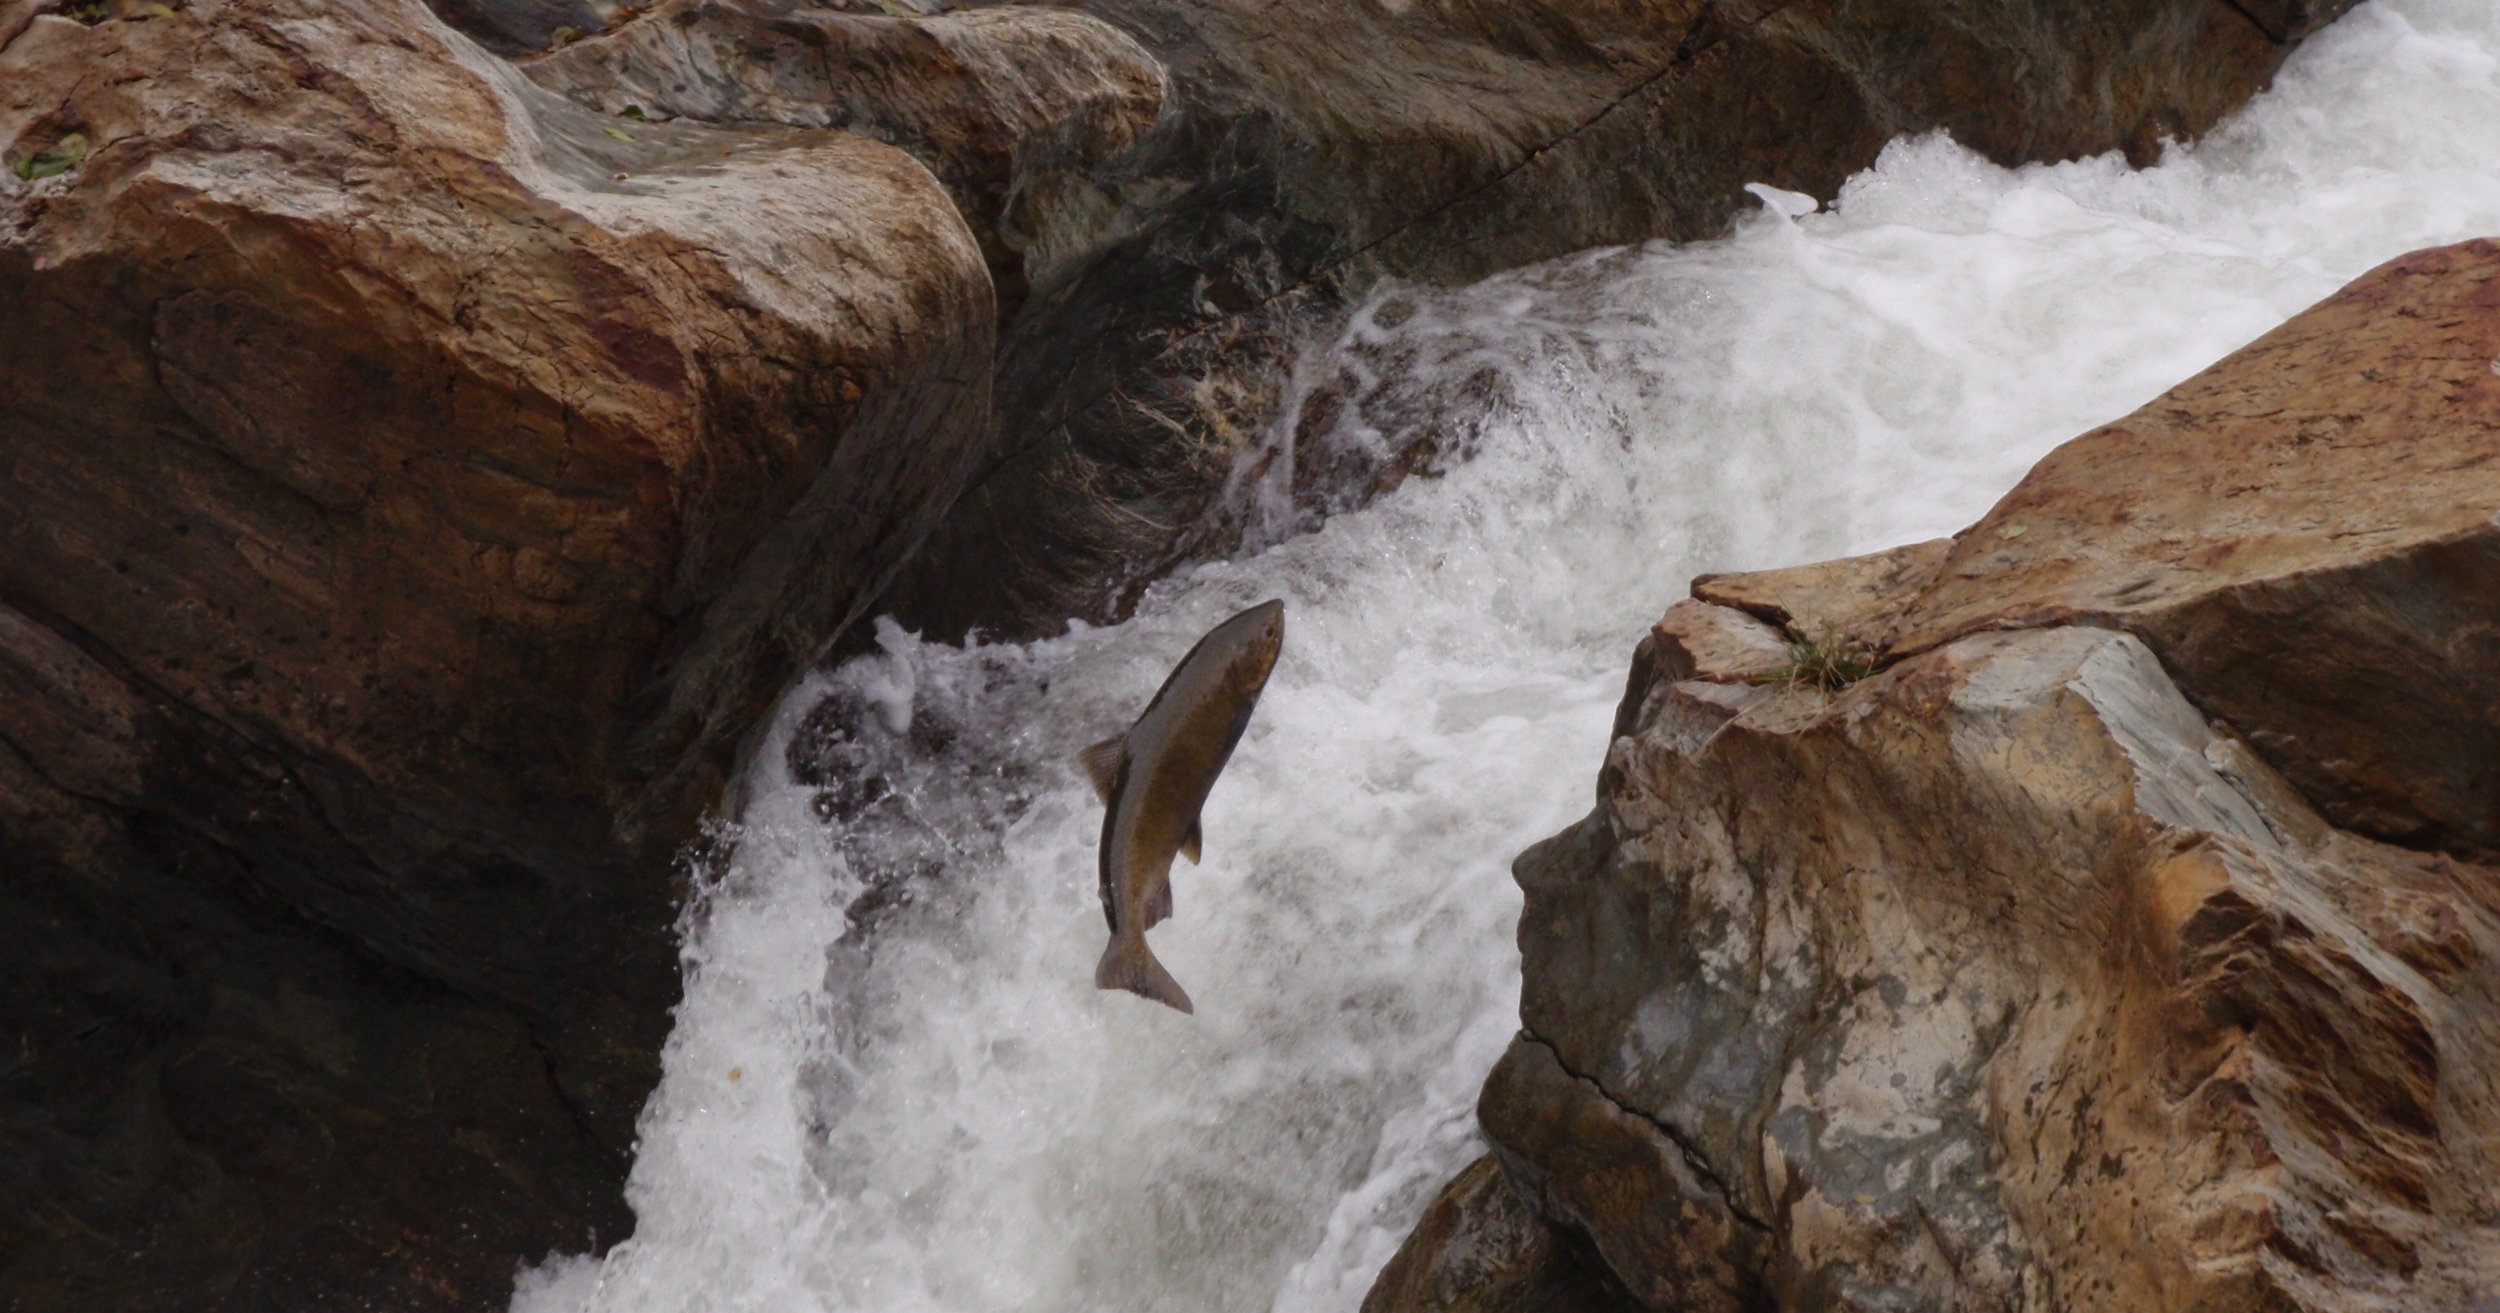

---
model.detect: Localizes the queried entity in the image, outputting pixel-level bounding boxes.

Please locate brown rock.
[522,0,1169,317]
[1712,241,2500,857]
[1480,1041,1774,1313]
[1652,599,1799,686]
[1496,624,2500,1311]
[0,0,989,1306]
[1361,1154,1643,1313]
[1692,538,1950,643]
[1439,245,2500,1309]
[791,0,2360,640]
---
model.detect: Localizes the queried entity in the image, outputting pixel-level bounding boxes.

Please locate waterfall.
[515,3,2500,1309]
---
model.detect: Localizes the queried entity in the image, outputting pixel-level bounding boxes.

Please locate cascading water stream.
[517,3,2500,1308]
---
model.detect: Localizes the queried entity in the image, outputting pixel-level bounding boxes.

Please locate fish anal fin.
[1144,878,1173,928]
[1095,934,1194,1014]
[1078,735,1127,804]
[1180,818,1202,865]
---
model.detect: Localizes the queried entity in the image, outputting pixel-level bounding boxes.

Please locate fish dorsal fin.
[1179,819,1202,865]
[1078,735,1127,804]
[1145,879,1174,928]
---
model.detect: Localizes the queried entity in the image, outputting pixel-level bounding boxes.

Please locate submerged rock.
[1379,242,2500,1309]
[0,0,988,1306]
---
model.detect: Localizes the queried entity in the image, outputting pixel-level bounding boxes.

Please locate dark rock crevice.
[1520,1027,1774,1239]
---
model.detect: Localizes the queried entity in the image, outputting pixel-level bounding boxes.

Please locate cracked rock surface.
[1373,242,2500,1311]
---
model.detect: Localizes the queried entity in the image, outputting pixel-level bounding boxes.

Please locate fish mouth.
[1249,600,1285,663]
[1250,598,1285,640]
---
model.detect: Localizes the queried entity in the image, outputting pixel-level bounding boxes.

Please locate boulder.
[0,0,2388,1304]
[0,0,990,1306]
[521,0,1170,319]
[1377,242,2500,1310]
[509,0,2366,641]
[1702,239,2500,858]
[1495,622,2500,1310]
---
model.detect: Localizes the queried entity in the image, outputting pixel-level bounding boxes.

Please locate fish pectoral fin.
[1078,735,1127,804]
[1179,819,1202,865]
[1145,879,1173,928]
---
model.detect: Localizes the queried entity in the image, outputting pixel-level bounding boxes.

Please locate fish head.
[1232,599,1285,688]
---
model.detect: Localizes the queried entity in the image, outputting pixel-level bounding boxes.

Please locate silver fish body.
[1079,599,1285,1013]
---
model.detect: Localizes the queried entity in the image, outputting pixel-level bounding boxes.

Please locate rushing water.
[514,4,2500,1309]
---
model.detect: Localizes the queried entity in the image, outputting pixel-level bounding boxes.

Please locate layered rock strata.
[1373,241,2500,1310]
[0,0,987,1306]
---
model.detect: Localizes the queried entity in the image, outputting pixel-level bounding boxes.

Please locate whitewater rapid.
[515,3,2500,1310]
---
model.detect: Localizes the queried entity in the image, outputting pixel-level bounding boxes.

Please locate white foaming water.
[516,4,2500,1310]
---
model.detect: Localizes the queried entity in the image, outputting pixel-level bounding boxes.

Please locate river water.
[514,3,2500,1309]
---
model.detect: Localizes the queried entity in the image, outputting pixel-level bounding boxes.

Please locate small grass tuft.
[1761,631,1881,691]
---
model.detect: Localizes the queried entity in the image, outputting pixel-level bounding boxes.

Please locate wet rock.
[1704,239,2500,857]
[0,0,989,1306]
[1404,243,2500,1311]
[522,0,1170,317]
[1362,1154,1644,1313]
[850,0,2359,639]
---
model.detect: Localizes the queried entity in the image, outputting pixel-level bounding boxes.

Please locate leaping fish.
[1078,599,1285,1013]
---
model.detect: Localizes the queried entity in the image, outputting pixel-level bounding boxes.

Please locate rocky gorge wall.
[1368,240,2500,1311]
[0,0,2366,1306]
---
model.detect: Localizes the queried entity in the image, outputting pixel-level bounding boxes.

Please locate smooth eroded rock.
[0,0,990,1305]
[522,0,1170,316]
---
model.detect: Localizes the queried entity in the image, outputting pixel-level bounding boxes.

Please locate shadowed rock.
[0,0,988,1306]
[0,0,2383,1305]
[1362,1154,1645,1313]
[520,0,2362,641]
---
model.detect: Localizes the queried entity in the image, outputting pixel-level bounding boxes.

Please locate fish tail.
[1094,933,1194,1014]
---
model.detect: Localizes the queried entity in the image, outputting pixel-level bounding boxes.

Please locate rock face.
[0,0,2377,1304]
[1374,242,2500,1312]
[523,0,1170,319]
[1700,239,2500,859]
[497,0,2363,641]
[0,0,988,1307]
